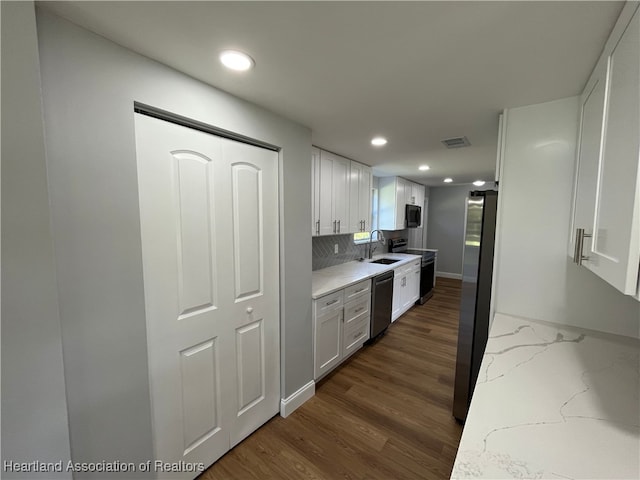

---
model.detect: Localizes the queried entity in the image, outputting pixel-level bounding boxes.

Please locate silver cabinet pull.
[315,220,320,235]
[354,307,364,313]
[326,299,339,306]
[573,228,592,266]
[333,220,336,233]
[337,220,341,233]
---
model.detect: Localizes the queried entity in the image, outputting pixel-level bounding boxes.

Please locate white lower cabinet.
[313,280,371,380]
[391,259,421,322]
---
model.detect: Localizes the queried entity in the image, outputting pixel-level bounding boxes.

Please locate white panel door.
[570,75,606,255]
[135,114,279,476]
[359,165,372,232]
[224,140,280,447]
[590,10,640,294]
[332,155,350,234]
[314,309,343,379]
[312,147,321,236]
[348,161,363,233]
[318,151,334,235]
[348,161,372,233]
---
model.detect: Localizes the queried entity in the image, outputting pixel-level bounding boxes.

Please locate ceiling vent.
[441,136,471,149]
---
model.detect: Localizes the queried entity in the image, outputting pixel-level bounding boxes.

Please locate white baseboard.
[280,380,315,418]
[437,271,462,280]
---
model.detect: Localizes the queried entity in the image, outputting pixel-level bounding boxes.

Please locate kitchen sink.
[369,258,401,265]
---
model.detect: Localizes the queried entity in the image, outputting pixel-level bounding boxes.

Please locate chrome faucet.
[367,230,386,259]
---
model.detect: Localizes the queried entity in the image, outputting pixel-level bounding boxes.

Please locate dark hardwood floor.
[202,277,463,480]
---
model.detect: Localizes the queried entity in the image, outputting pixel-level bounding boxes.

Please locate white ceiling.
[40,1,623,186]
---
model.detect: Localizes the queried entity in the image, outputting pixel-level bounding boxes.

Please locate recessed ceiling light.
[473,180,486,186]
[219,50,255,71]
[444,178,453,183]
[418,165,430,171]
[371,137,387,146]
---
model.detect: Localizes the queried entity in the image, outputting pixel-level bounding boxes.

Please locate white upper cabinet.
[312,147,372,236]
[570,5,640,297]
[379,176,426,230]
[349,161,372,233]
[314,149,350,235]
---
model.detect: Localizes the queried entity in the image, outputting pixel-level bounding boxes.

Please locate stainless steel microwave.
[405,204,421,228]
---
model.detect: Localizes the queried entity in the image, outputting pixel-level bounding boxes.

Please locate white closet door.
[223,139,280,447]
[134,114,279,477]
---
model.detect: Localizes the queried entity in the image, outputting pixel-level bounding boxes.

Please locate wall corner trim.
[280,380,315,418]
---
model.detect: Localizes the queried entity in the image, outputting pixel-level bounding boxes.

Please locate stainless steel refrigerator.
[453,190,498,422]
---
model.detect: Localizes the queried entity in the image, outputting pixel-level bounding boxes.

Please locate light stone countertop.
[311,253,421,299]
[451,313,640,480]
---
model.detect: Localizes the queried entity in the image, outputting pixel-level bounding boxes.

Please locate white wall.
[1,2,72,478]
[35,7,312,474]
[494,97,640,338]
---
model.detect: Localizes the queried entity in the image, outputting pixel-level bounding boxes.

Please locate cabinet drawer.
[314,290,344,317]
[344,294,370,326]
[343,279,371,302]
[343,315,370,358]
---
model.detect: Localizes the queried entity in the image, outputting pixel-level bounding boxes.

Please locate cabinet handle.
[326,299,339,306]
[333,220,336,233]
[338,220,341,233]
[354,307,364,313]
[316,220,320,235]
[573,228,592,266]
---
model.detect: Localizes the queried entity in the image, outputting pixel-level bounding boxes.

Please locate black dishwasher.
[368,270,394,341]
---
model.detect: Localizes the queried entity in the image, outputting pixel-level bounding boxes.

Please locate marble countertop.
[311,253,421,299]
[451,313,640,479]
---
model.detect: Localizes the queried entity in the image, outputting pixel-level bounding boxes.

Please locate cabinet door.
[395,178,406,230]
[312,147,321,236]
[359,165,372,232]
[391,274,403,322]
[348,161,361,233]
[318,151,334,235]
[314,308,343,379]
[332,155,350,234]
[410,266,421,304]
[570,73,606,255]
[589,9,640,294]
[348,161,371,233]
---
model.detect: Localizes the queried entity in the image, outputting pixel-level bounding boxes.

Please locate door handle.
[573,228,592,266]
[316,220,320,235]
[338,220,341,233]
[333,220,336,233]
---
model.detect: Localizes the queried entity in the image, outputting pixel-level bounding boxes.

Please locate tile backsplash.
[312,230,408,271]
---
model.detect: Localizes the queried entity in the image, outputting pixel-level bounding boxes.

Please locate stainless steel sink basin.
[369,258,401,265]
